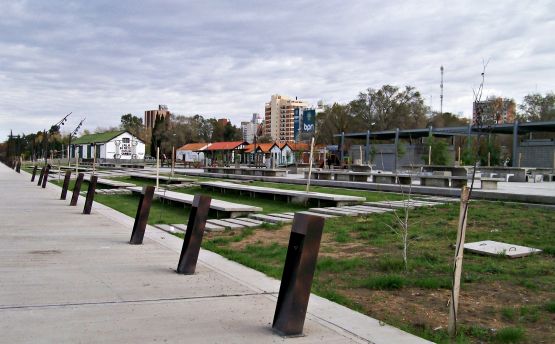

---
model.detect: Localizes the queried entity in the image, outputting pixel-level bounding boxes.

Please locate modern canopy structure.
[334,120,555,168]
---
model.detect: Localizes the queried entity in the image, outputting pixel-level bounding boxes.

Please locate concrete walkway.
[0,164,429,343]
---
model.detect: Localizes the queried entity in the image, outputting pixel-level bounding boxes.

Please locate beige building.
[264,95,309,142]
[144,105,171,128]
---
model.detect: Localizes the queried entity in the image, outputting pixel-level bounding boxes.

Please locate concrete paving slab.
[248,214,291,224]
[297,211,337,218]
[308,208,358,216]
[267,213,295,219]
[207,219,244,229]
[464,240,542,258]
[0,164,430,344]
[234,218,264,225]
[221,218,261,228]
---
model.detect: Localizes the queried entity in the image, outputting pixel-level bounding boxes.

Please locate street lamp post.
[44,112,72,165]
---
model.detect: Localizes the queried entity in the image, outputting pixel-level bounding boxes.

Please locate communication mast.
[440,66,444,115]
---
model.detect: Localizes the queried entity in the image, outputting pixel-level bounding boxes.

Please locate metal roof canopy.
[334,120,555,140]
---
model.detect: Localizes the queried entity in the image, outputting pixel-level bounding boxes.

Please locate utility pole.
[440,66,444,115]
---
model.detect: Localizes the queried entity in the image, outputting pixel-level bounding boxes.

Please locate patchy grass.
[197,200,555,343]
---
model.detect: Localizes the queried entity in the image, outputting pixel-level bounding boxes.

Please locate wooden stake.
[487,152,491,167]
[305,137,315,193]
[171,146,175,177]
[518,152,522,167]
[458,146,461,163]
[156,146,160,191]
[92,144,96,176]
[448,186,470,338]
[428,145,432,165]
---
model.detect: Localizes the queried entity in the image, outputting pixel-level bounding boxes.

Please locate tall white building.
[264,95,309,142]
[241,113,262,143]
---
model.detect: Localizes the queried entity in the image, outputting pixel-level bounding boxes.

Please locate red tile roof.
[203,141,246,151]
[177,143,209,151]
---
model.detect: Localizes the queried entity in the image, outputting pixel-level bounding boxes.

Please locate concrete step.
[234,217,264,225]
[223,218,262,228]
[268,213,295,219]
[308,208,357,217]
[297,211,337,218]
[207,219,244,229]
[327,207,363,215]
[249,214,292,224]
[348,205,392,213]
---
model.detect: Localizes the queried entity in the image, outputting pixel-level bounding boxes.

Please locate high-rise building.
[144,105,171,128]
[241,113,261,143]
[264,95,309,142]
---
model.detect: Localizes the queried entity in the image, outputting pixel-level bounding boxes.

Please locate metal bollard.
[82,175,98,214]
[60,170,72,200]
[272,213,325,337]
[70,173,84,206]
[31,166,38,182]
[129,186,155,245]
[37,166,45,186]
[176,194,212,274]
[41,165,50,188]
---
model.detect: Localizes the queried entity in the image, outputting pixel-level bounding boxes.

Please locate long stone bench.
[128,172,194,184]
[127,186,262,218]
[304,170,371,182]
[419,175,467,188]
[198,181,365,207]
[204,167,288,177]
[83,175,136,188]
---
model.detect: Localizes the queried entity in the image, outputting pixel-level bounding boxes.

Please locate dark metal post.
[31,166,38,182]
[41,165,50,188]
[83,175,98,214]
[512,120,519,167]
[70,173,84,206]
[37,166,45,186]
[272,213,325,337]
[60,170,72,200]
[176,194,212,274]
[365,130,370,164]
[15,160,21,173]
[393,128,400,172]
[129,186,156,245]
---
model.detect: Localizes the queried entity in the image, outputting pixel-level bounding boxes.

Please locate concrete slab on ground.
[464,240,542,258]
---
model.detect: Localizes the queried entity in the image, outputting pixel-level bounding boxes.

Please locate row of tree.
[315,85,555,144]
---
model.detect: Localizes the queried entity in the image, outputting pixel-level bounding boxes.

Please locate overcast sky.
[1,0,554,139]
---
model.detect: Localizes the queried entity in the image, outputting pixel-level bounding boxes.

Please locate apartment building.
[264,95,309,142]
[144,105,171,128]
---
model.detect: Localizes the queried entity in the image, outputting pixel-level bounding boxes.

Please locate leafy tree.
[316,103,354,144]
[427,112,470,128]
[349,85,428,131]
[518,92,555,122]
[120,113,143,135]
[257,134,272,143]
[424,136,451,165]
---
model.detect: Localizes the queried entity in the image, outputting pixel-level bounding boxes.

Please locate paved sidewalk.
[0,164,429,343]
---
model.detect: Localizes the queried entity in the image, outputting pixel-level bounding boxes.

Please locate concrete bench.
[480,177,503,190]
[127,186,262,218]
[198,181,365,207]
[419,175,467,188]
[128,172,194,184]
[83,175,136,188]
[205,167,288,177]
[372,174,397,184]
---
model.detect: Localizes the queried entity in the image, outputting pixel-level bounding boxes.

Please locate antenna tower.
[440,66,444,115]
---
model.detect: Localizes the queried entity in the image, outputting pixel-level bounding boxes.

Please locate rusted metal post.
[37,166,45,186]
[176,194,212,274]
[70,173,84,206]
[31,166,38,181]
[272,213,325,337]
[129,186,156,245]
[60,170,72,200]
[83,175,98,214]
[41,165,50,188]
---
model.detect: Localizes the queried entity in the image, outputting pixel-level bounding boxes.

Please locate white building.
[176,143,210,162]
[71,130,145,160]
